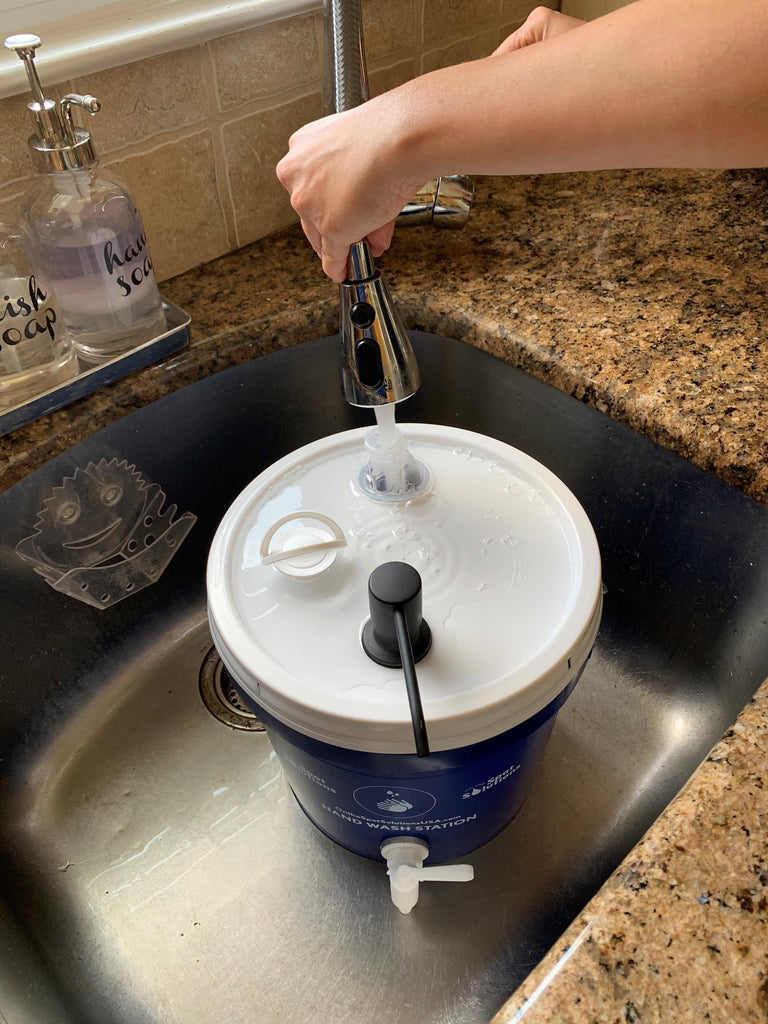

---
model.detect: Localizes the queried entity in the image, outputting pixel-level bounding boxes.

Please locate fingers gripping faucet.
[324,0,472,408]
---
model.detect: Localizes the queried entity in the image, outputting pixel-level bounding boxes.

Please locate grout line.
[218,116,240,250]
[203,41,236,250]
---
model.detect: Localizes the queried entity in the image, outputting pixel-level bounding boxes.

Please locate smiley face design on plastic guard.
[16,458,196,608]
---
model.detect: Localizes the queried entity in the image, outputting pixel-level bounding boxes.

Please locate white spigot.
[381,838,474,914]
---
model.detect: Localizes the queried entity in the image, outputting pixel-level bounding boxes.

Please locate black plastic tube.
[393,606,430,757]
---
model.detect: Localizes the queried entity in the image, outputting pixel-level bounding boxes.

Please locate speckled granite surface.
[2,168,767,1021]
[492,676,768,1024]
[3,169,767,502]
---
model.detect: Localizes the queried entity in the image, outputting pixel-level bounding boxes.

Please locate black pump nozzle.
[361,562,431,757]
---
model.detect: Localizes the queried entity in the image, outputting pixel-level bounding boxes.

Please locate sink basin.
[2,332,768,1024]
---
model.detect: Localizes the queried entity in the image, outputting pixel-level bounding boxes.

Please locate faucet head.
[398,175,475,229]
[339,242,421,407]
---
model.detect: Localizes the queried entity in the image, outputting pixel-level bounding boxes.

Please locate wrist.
[370,75,455,192]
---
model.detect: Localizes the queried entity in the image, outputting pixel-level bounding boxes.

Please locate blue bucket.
[207,425,602,863]
[228,673,583,861]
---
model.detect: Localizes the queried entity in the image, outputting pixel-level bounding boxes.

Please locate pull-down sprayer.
[324,0,472,408]
[325,0,419,407]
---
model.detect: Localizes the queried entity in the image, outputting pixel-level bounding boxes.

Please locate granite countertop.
[2,169,767,1021]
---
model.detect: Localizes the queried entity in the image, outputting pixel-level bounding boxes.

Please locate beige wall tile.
[561,0,629,17]
[0,95,36,199]
[422,28,500,74]
[363,0,420,61]
[502,0,557,20]
[105,131,230,281]
[71,48,213,154]
[210,14,320,112]
[224,92,320,248]
[0,1,559,283]
[368,59,419,97]
[423,0,500,47]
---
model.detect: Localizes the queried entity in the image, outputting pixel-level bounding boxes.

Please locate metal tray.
[0,297,190,437]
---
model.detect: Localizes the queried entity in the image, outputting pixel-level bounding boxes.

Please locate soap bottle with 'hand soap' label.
[5,34,167,365]
[0,218,78,406]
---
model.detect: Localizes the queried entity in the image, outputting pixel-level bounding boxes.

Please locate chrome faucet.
[322,2,474,230]
[324,0,473,408]
[339,239,420,406]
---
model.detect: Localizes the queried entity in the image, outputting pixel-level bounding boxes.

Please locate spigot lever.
[381,838,475,914]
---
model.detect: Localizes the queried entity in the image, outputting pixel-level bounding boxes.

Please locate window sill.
[0,0,319,99]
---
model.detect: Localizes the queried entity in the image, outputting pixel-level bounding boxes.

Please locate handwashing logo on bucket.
[353,786,437,820]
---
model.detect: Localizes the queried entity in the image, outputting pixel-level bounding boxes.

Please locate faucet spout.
[324,0,420,408]
[339,242,420,406]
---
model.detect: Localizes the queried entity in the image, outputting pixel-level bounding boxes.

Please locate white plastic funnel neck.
[359,424,431,502]
[381,838,474,914]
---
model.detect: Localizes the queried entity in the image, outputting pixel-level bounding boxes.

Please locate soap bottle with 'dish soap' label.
[0,218,78,406]
[5,34,166,365]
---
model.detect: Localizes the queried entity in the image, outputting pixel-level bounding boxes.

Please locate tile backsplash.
[0,0,549,283]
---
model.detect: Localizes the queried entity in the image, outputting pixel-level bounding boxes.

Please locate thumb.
[366,221,396,257]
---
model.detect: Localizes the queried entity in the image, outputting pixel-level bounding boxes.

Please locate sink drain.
[199,647,265,731]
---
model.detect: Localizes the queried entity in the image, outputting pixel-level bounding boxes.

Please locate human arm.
[276,0,768,281]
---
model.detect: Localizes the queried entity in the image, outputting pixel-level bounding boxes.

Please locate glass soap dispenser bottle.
[0,217,78,406]
[5,34,167,365]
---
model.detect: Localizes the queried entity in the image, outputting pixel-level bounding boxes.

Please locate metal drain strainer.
[199,646,265,731]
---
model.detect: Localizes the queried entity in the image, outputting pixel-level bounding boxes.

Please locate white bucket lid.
[207,425,602,754]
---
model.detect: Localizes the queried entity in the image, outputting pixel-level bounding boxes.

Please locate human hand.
[276,98,429,283]
[493,6,584,54]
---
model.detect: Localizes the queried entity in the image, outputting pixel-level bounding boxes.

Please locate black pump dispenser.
[362,562,431,756]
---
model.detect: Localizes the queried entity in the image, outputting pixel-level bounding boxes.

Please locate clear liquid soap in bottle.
[5,34,167,365]
[0,218,78,406]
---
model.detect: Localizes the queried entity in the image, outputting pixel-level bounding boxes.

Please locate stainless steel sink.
[2,333,768,1024]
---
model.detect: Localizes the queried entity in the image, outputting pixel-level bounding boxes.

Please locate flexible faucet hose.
[325,0,369,113]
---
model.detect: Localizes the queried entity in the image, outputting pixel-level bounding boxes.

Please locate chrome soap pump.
[5,34,166,364]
